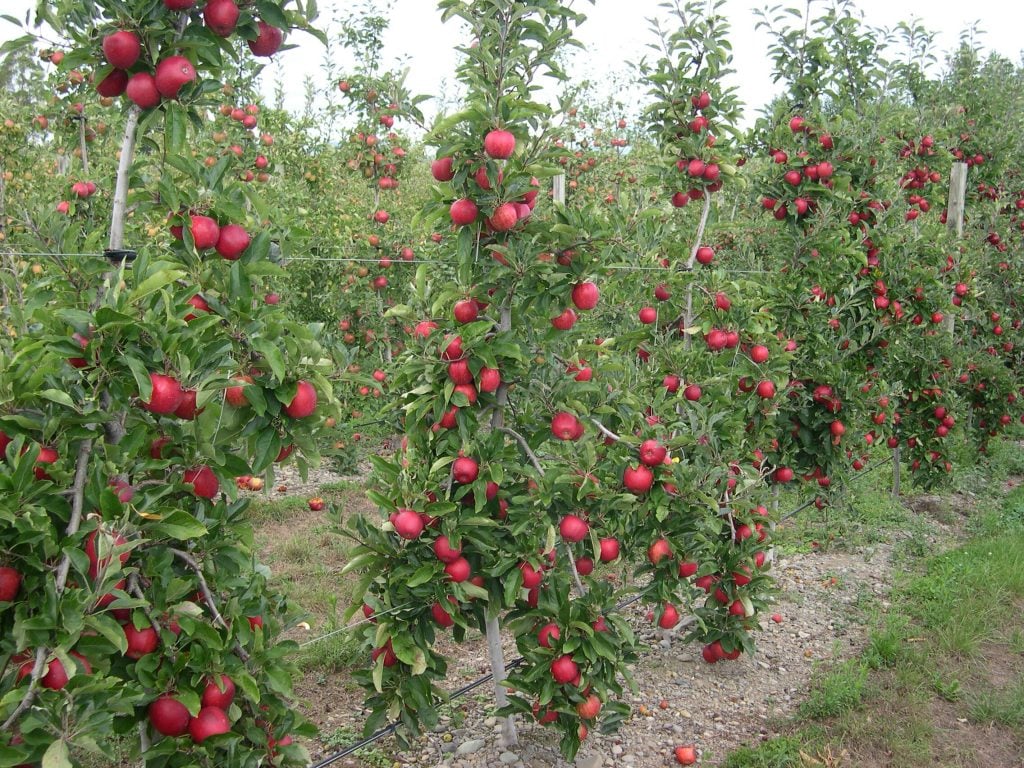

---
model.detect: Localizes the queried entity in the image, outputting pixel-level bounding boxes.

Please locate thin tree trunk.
[108,107,141,251]
[486,299,518,747]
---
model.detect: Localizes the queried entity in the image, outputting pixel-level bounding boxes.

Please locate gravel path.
[376,545,896,768]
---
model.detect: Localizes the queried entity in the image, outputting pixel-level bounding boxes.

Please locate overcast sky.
[3,0,1022,127]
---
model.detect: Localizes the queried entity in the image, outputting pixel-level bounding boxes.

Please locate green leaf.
[406,564,435,588]
[84,614,129,654]
[129,270,186,304]
[148,511,208,540]
[164,103,186,156]
[252,338,286,382]
[41,739,71,768]
[37,389,77,410]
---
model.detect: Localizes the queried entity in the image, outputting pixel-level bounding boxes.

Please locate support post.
[552,173,565,205]
[892,446,901,499]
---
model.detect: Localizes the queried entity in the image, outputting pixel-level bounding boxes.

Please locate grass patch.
[252,485,376,669]
[718,734,811,768]
[723,438,1024,766]
[799,659,870,719]
[320,726,393,767]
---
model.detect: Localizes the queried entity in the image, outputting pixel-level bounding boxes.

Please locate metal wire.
[1,250,774,274]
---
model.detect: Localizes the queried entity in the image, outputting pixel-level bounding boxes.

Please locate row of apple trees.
[0,1,337,767]
[341,0,1024,762]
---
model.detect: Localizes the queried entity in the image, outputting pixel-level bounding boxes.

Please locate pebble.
[455,739,485,755]
[499,751,519,764]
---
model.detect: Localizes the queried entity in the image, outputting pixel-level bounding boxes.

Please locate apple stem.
[171,548,251,662]
[0,646,48,732]
[108,106,141,251]
[55,438,94,594]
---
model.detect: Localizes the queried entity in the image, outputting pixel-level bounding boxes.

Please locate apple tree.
[0,1,336,766]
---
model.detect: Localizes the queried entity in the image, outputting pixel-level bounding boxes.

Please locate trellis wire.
[0,250,775,275]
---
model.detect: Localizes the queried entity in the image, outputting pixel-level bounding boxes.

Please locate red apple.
[0,566,22,601]
[431,156,455,181]
[189,706,230,743]
[551,411,583,441]
[623,464,654,494]
[432,535,462,563]
[537,622,560,648]
[201,674,235,709]
[559,514,589,543]
[154,55,196,99]
[102,31,141,69]
[452,456,479,484]
[142,373,184,414]
[123,623,158,659]
[248,21,284,57]
[189,215,220,250]
[284,380,317,418]
[215,223,250,260]
[183,465,219,498]
[571,282,599,310]
[449,198,478,226]
[126,72,161,109]
[483,129,515,159]
[550,654,578,684]
[392,508,424,540]
[149,695,191,737]
[204,0,240,36]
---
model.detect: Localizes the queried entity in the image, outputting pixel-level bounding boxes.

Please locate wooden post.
[946,162,968,238]
[78,116,90,176]
[552,173,565,205]
[892,446,901,499]
[943,162,968,336]
[109,108,141,251]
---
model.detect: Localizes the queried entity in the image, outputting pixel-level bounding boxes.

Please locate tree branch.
[0,647,47,732]
[497,427,544,476]
[170,548,250,662]
[589,418,621,442]
[55,438,93,594]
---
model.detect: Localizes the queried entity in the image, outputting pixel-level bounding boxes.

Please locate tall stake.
[487,299,517,747]
[943,162,968,336]
[891,445,901,498]
[108,107,141,251]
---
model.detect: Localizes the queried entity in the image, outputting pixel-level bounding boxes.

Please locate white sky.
[3,0,1022,127]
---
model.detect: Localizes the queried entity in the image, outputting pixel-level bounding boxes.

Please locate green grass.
[722,437,1024,767]
[968,675,1024,728]
[250,486,374,671]
[799,659,870,719]
[320,726,393,767]
[718,735,810,768]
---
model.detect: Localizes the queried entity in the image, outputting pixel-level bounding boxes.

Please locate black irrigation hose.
[308,593,639,766]
[308,456,897,766]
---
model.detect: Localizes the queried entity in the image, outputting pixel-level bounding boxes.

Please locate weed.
[799,659,869,719]
[719,735,808,768]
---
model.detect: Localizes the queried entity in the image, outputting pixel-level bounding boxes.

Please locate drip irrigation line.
[308,592,641,767]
